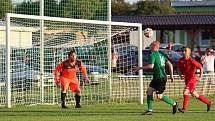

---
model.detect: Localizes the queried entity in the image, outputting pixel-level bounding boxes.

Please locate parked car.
[112,43,182,75]
[85,65,108,85]
[142,49,182,75]
[112,43,138,74]
[0,58,53,91]
[160,43,185,52]
[85,65,108,74]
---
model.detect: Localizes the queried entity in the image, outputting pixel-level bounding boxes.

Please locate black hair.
[185,46,191,49]
[68,49,76,56]
[184,46,192,51]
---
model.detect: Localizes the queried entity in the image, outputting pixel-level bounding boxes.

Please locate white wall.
[130,30,156,49]
[175,30,180,43]
[0,27,36,48]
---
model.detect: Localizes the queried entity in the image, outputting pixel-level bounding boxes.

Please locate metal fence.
[1,74,214,107]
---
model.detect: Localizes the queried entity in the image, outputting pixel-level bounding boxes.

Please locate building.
[112,1,215,50]
[112,15,215,50]
[171,0,215,50]
[0,20,38,48]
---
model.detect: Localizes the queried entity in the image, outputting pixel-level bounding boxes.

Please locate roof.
[171,1,215,7]
[0,20,20,27]
[112,15,215,30]
[175,6,215,13]
[0,20,39,32]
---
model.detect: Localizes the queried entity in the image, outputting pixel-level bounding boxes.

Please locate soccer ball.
[144,28,153,38]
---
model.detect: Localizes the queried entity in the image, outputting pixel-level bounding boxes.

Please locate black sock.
[61,92,66,106]
[75,94,81,106]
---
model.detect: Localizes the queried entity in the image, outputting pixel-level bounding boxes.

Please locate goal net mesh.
[0,15,142,106]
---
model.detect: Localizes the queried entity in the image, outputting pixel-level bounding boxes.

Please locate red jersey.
[54,60,88,84]
[178,57,202,83]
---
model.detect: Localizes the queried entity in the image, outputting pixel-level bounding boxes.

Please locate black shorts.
[149,77,167,94]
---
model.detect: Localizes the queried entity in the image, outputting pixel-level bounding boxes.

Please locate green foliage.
[15,1,40,15]
[1,0,175,20]
[65,0,108,20]
[44,0,58,17]
[15,0,58,16]
[111,0,134,16]
[14,0,107,20]
[0,0,13,19]
[133,0,175,16]
[58,0,70,17]
[112,0,175,16]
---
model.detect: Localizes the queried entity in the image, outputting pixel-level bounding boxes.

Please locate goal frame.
[6,13,143,108]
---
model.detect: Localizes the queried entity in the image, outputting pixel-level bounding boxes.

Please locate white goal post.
[4,13,143,108]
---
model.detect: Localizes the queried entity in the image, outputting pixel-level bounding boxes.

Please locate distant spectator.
[166,41,173,50]
[195,45,203,63]
[197,45,203,55]
[23,50,30,65]
[111,49,118,72]
[200,48,215,96]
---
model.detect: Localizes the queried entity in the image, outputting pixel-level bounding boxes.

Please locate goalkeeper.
[54,50,90,108]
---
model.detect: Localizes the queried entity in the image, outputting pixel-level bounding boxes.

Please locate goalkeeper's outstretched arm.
[80,62,90,84]
[54,61,64,84]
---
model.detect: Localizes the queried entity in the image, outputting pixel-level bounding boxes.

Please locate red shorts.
[185,82,196,92]
[60,77,80,92]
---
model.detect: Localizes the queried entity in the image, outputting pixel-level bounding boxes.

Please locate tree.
[111,0,134,16]
[44,0,58,17]
[15,0,58,17]
[58,0,70,17]
[15,1,40,15]
[65,0,107,20]
[0,0,13,19]
[133,0,175,16]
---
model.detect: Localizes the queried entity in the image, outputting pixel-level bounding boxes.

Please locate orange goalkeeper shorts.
[60,76,80,92]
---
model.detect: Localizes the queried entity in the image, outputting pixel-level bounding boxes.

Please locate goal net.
[1,13,143,108]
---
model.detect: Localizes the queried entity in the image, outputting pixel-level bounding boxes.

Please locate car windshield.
[159,49,182,61]
[142,49,182,63]
[112,43,138,55]
[172,45,184,52]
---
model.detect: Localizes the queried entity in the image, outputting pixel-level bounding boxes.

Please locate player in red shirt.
[177,47,212,113]
[54,50,90,108]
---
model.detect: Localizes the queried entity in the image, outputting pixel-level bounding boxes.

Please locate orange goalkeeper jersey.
[54,60,88,84]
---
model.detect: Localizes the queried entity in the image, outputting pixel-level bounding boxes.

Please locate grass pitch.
[0,96,214,121]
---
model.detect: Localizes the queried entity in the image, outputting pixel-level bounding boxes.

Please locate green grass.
[0,96,214,121]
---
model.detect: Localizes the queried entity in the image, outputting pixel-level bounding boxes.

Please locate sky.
[12,0,29,4]
[125,0,138,4]
[12,0,38,4]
